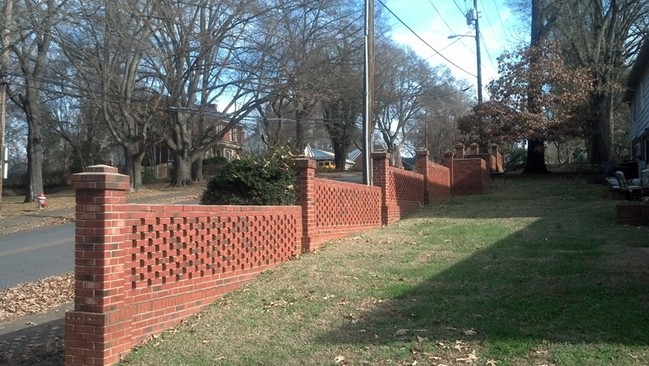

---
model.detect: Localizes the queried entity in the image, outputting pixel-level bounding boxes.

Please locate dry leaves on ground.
[0,273,74,321]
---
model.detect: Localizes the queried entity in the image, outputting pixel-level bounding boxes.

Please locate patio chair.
[615,171,642,200]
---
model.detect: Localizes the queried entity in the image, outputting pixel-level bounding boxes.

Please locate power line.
[377,0,477,78]
[451,0,468,15]
[427,0,475,55]
[490,0,510,36]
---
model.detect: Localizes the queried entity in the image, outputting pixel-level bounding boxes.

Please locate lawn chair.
[615,171,642,200]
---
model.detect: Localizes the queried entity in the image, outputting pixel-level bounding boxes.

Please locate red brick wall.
[311,178,382,248]
[66,166,302,366]
[64,153,463,365]
[616,203,649,226]
[373,152,426,224]
[416,151,451,203]
[449,158,490,195]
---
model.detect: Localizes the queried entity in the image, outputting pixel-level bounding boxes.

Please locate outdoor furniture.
[642,169,649,196]
[615,170,642,200]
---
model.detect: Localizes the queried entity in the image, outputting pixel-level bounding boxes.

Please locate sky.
[380,0,529,102]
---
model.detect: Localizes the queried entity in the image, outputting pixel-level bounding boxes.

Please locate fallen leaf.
[416,335,428,343]
[394,329,410,337]
[334,355,346,364]
[463,328,477,336]
[486,360,498,366]
[456,350,478,363]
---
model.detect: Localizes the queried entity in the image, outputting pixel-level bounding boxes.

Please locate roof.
[303,144,355,165]
[624,35,649,103]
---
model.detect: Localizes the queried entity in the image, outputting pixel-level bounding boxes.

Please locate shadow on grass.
[316,176,649,356]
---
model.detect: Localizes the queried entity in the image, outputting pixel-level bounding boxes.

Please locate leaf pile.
[0,272,74,321]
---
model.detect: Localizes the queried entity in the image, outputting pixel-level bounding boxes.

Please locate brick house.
[624,35,649,173]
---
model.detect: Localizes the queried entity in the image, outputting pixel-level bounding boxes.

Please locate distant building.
[304,144,355,170]
[624,35,649,173]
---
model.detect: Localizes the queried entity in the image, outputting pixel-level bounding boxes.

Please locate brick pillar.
[416,150,430,205]
[470,142,479,155]
[65,165,130,366]
[455,143,465,158]
[294,158,316,253]
[372,152,391,225]
[443,150,454,195]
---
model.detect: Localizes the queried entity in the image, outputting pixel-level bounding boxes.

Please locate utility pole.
[474,0,482,104]
[362,0,375,185]
[469,0,482,104]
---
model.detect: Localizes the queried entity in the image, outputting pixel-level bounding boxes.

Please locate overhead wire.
[377,0,477,78]
[427,0,475,55]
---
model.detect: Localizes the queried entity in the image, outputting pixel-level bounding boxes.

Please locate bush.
[200,150,296,205]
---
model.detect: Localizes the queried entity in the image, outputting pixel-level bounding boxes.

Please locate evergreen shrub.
[200,149,296,205]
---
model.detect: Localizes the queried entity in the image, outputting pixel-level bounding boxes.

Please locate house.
[150,112,245,166]
[624,35,649,173]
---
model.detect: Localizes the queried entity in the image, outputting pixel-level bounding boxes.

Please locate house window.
[230,129,238,143]
[225,150,231,160]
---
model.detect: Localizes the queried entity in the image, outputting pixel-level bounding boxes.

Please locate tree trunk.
[171,154,193,186]
[192,158,203,182]
[588,92,614,164]
[524,138,549,174]
[23,96,44,203]
[24,125,44,202]
[124,150,145,191]
[295,109,307,151]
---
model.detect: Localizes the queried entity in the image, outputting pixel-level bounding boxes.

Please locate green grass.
[121,175,649,366]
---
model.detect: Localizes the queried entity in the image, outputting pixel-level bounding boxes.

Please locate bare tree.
[143,0,275,186]
[5,0,68,201]
[59,0,165,190]
[374,43,439,167]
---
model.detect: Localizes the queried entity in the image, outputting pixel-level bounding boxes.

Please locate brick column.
[455,143,465,158]
[294,158,316,253]
[470,142,479,155]
[416,150,430,205]
[65,165,131,366]
[443,150,454,195]
[372,152,391,225]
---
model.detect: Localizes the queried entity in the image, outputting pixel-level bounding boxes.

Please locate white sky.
[382,0,528,102]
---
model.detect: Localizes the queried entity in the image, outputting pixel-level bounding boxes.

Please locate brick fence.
[616,203,649,226]
[64,151,482,366]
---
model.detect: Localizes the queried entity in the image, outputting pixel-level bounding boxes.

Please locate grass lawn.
[121,175,649,366]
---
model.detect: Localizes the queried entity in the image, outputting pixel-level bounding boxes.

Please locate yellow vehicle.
[317,160,336,170]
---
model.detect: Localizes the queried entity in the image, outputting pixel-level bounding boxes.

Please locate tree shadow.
[316,177,649,356]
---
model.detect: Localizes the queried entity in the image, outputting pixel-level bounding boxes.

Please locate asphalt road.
[0,223,74,290]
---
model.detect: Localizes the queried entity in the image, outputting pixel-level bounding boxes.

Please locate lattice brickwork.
[126,207,299,292]
[121,205,301,345]
[311,178,382,241]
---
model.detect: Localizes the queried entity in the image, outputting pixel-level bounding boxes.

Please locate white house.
[624,36,649,173]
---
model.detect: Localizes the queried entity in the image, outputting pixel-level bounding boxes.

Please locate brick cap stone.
[71,165,130,191]
[293,158,316,169]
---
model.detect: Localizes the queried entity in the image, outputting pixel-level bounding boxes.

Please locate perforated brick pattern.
[127,210,299,290]
[313,179,381,229]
